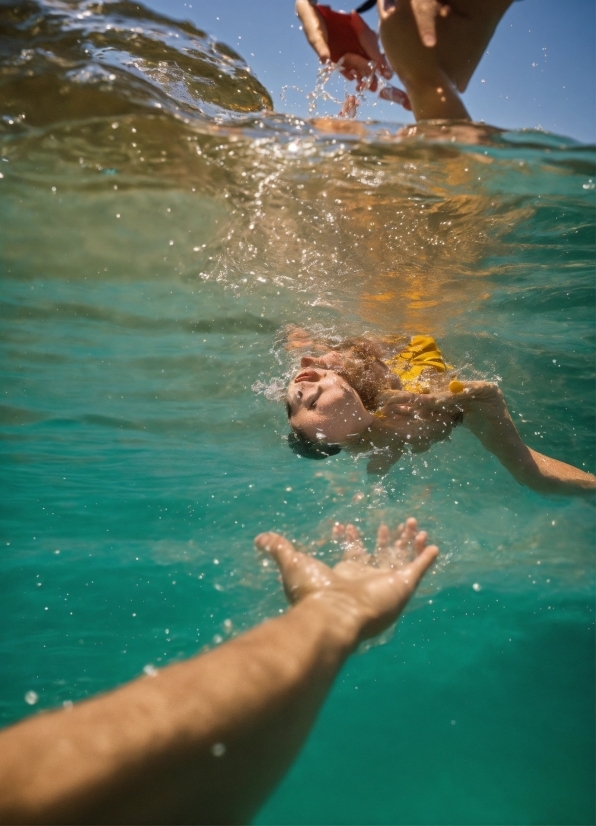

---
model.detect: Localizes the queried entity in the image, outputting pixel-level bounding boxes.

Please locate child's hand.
[382,381,504,418]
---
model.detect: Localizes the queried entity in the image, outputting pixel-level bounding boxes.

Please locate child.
[283,327,596,494]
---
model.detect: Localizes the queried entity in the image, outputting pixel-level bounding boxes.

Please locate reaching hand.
[255,518,438,642]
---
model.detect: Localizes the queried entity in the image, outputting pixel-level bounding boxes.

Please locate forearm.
[0,595,359,825]
[466,409,596,496]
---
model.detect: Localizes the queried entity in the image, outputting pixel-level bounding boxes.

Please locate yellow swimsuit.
[384,335,449,392]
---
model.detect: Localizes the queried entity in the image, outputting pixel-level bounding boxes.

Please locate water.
[1,2,594,823]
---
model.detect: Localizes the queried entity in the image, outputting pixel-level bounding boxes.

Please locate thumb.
[255,531,302,572]
[255,532,312,601]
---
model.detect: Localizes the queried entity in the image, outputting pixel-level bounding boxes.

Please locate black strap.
[354,0,376,12]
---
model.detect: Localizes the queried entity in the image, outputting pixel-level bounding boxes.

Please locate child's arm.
[449,383,596,495]
[381,383,596,494]
[296,0,331,64]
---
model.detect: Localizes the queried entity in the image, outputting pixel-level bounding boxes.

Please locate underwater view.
[0,1,594,823]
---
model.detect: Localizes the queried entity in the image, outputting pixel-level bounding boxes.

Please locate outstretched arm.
[457,383,596,495]
[402,382,596,495]
[0,522,437,825]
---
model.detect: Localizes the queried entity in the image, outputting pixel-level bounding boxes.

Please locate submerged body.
[285,328,596,493]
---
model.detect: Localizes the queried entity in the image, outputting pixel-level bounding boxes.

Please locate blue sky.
[145,0,595,143]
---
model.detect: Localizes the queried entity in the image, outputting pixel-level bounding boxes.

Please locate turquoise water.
[0,2,594,823]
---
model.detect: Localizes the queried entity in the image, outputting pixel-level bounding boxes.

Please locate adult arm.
[0,522,437,825]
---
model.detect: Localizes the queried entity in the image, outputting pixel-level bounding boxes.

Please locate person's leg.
[433,0,514,92]
[379,0,469,120]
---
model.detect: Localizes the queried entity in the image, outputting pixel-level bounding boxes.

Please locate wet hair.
[287,431,342,460]
[285,335,394,461]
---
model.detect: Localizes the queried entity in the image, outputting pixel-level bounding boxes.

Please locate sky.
[144,0,595,144]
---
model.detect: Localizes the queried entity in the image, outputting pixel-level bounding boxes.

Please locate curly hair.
[285,334,407,460]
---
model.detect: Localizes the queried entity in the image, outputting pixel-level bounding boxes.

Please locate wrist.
[290,590,365,658]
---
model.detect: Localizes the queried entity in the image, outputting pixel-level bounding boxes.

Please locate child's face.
[287,361,373,444]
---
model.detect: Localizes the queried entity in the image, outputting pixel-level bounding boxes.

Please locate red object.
[315,5,369,63]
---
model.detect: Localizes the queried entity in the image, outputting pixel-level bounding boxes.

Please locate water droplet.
[472,583,481,592]
[25,691,38,705]
[211,742,226,757]
[143,664,158,677]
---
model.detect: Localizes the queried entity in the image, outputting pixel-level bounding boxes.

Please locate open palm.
[255,518,438,642]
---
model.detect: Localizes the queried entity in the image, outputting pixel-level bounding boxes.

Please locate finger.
[396,517,418,549]
[414,531,428,554]
[374,523,393,567]
[332,522,346,540]
[402,543,439,588]
[376,523,390,550]
[341,523,369,563]
[345,523,362,543]
[378,85,409,107]
[378,55,393,80]
[255,532,303,571]
[255,532,330,602]
[411,0,438,47]
[343,53,374,80]
[341,540,369,564]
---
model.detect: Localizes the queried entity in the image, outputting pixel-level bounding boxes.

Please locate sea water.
[0,2,594,823]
